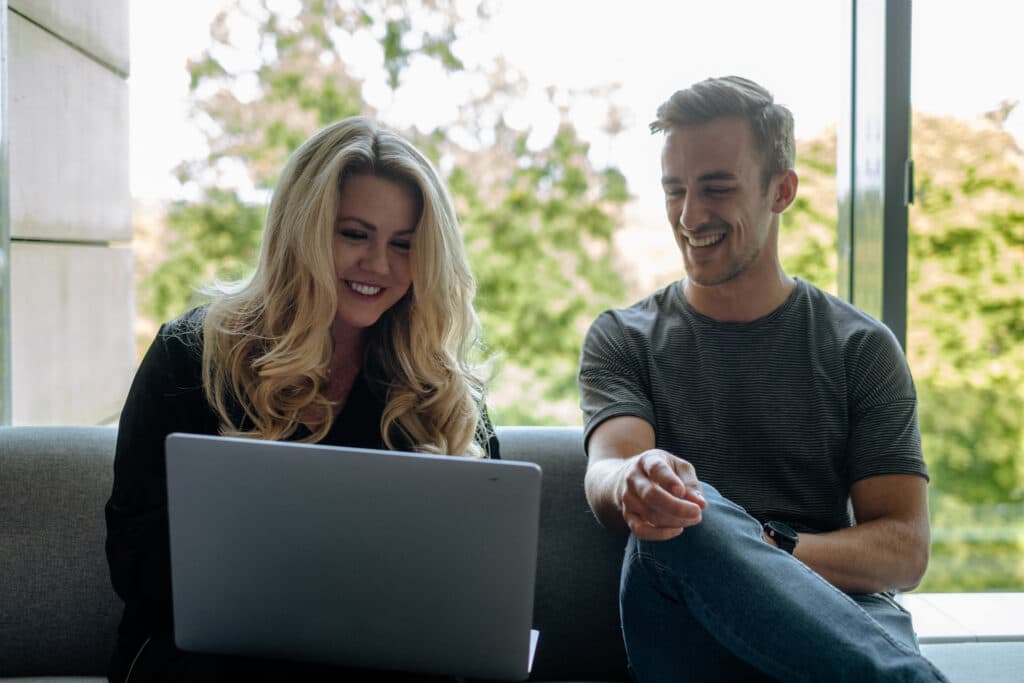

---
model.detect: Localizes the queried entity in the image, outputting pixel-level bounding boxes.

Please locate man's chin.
[684,269,740,288]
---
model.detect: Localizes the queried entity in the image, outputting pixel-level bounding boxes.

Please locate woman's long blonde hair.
[200,116,488,456]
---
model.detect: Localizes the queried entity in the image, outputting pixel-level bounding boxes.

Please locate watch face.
[765,521,798,553]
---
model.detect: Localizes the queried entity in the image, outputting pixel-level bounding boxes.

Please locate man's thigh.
[851,592,920,653]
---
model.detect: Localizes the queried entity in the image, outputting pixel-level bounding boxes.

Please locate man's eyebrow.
[661,171,739,186]
[698,171,738,183]
[336,216,416,235]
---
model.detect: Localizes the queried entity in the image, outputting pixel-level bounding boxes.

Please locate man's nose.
[679,195,703,232]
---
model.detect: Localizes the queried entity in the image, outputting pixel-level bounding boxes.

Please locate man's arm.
[785,473,930,594]
[585,415,706,540]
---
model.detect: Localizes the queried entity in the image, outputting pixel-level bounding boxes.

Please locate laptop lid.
[165,432,541,681]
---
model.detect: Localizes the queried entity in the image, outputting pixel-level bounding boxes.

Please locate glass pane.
[910,1,1024,592]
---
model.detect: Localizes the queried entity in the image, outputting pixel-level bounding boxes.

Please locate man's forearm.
[794,519,929,594]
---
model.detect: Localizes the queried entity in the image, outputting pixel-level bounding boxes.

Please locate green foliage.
[381,18,411,89]
[778,136,839,293]
[778,117,1024,590]
[920,494,1024,591]
[455,126,627,413]
[918,378,1023,502]
[905,114,1024,590]
[144,0,628,426]
[907,115,1024,514]
[145,189,266,321]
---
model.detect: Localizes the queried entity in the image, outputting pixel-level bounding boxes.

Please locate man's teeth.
[348,281,382,295]
[687,232,726,247]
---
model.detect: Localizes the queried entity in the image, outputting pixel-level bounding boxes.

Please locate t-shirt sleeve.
[578,311,655,451]
[845,324,929,483]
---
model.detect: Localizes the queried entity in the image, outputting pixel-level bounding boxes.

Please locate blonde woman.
[105,117,496,682]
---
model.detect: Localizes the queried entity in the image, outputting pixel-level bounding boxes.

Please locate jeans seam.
[787,556,925,660]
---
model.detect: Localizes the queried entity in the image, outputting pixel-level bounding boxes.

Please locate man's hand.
[617,450,707,541]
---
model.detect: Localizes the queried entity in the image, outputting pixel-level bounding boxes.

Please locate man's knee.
[632,482,762,568]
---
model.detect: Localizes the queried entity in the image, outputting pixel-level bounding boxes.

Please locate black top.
[104,307,498,678]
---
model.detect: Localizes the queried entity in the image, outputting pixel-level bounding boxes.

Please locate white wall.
[7,0,132,424]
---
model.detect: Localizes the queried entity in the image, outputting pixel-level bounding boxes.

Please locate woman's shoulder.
[160,305,207,340]
[149,305,209,371]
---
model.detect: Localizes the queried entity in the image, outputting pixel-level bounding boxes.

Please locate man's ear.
[771,170,799,214]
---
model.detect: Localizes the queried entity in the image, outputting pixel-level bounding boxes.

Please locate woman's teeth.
[348,281,382,296]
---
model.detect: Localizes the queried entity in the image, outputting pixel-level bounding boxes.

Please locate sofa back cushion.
[497,426,630,681]
[0,425,629,681]
[0,425,122,677]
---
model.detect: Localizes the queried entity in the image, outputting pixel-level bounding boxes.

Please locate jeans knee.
[632,483,762,570]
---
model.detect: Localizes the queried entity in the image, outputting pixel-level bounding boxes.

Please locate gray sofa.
[0,425,628,682]
[0,425,1015,682]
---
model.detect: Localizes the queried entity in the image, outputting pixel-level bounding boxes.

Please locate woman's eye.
[339,229,368,241]
[390,240,412,252]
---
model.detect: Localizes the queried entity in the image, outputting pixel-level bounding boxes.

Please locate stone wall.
[6,0,132,424]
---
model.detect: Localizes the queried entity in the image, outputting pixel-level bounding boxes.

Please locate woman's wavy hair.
[200,116,489,457]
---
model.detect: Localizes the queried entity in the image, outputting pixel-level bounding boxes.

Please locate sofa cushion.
[0,426,122,677]
[496,426,630,682]
[0,425,630,681]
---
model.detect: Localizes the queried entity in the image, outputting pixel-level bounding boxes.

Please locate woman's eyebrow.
[336,216,416,235]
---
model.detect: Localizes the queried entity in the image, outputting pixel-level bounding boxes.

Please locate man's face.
[660,116,781,288]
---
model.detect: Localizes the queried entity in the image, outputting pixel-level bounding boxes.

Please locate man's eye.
[664,188,685,198]
[706,187,733,195]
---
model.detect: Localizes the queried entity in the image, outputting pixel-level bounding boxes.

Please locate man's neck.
[683,265,796,323]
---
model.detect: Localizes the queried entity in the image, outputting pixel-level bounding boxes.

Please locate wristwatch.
[763,520,799,554]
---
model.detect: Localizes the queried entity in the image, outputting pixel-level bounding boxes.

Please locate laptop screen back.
[165,432,541,680]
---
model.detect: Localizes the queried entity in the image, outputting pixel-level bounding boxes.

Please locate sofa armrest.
[0,425,122,677]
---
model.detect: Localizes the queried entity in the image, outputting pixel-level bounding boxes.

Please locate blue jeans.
[619,483,949,682]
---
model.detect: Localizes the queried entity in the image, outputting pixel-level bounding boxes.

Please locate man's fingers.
[636,451,707,509]
[622,471,703,529]
[643,456,687,497]
[617,450,705,533]
[623,490,703,529]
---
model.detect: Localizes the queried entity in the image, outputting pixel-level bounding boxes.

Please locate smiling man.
[578,76,948,681]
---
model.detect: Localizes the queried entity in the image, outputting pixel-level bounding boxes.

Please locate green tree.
[908,112,1024,508]
[773,114,1023,591]
[141,0,629,425]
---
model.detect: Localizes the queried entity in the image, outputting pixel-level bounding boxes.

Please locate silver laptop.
[164,432,542,681]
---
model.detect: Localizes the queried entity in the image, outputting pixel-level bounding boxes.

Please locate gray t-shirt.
[578,278,928,533]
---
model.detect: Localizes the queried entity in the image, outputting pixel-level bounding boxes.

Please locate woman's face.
[332,173,418,337]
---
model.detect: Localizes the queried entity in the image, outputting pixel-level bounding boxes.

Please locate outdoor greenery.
[139,0,1022,591]
[786,117,1024,590]
[144,0,628,425]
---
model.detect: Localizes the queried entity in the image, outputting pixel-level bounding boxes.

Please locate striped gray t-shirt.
[578,279,928,533]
